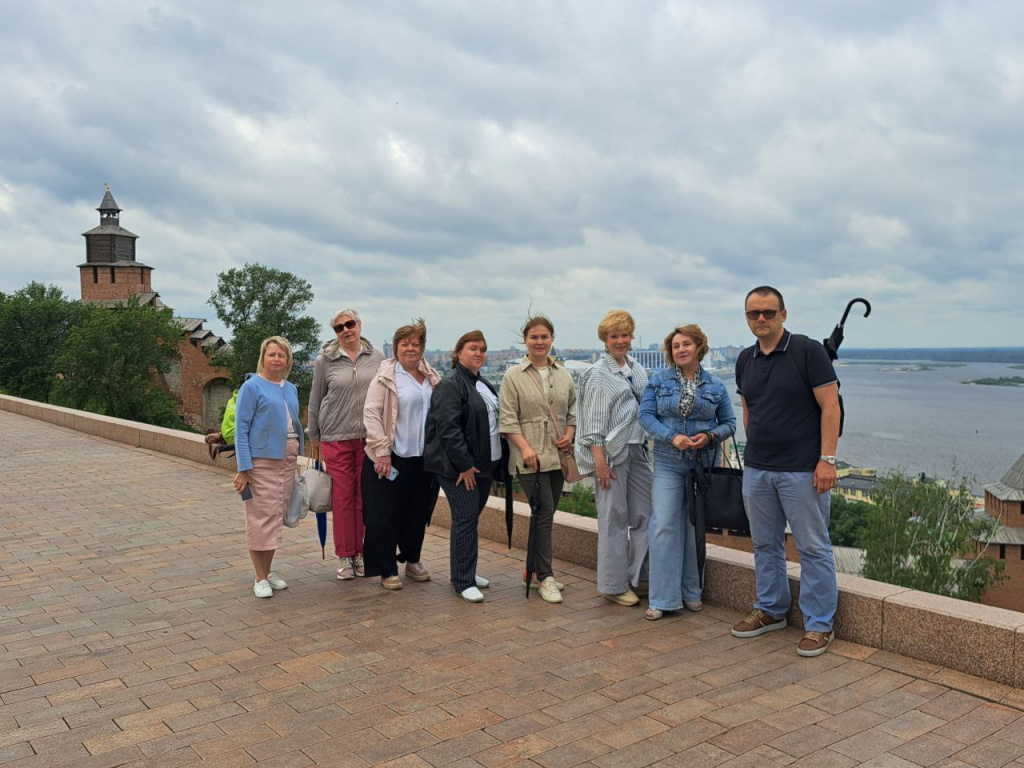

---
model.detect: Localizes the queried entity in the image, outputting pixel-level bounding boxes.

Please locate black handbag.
[686,441,748,588]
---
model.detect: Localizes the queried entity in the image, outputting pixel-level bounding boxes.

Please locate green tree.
[0,283,87,401]
[861,471,1007,602]
[51,298,185,428]
[208,263,320,403]
[828,494,873,547]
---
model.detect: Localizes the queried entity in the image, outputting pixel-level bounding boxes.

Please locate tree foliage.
[861,471,1006,602]
[0,283,87,401]
[51,298,185,428]
[828,494,873,548]
[208,263,320,396]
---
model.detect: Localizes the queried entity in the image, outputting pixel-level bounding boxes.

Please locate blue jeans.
[742,468,837,633]
[649,458,702,610]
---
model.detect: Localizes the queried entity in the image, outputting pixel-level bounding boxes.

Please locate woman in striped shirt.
[574,310,653,606]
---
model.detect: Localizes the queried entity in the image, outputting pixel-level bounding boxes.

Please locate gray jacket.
[307,337,384,442]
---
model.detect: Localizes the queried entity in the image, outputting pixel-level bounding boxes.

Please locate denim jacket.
[638,366,737,466]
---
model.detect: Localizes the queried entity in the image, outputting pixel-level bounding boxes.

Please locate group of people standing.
[232,285,841,659]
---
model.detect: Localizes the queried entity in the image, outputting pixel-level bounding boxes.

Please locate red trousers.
[321,438,366,558]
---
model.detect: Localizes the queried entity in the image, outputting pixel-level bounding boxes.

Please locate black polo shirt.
[736,330,837,472]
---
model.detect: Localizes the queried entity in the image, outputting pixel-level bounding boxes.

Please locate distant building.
[978,453,1024,610]
[78,185,231,430]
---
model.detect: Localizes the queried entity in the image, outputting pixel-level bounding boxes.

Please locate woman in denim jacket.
[638,324,736,620]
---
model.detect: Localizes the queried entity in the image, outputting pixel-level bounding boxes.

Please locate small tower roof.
[97,183,121,213]
[984,453,1024,502]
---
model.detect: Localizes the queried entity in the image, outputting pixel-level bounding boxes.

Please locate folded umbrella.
[520,472,543,598]
[823,298,871,361]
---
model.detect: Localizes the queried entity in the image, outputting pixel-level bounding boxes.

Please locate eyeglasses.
[745,309,779,320]
[333,319,358,332]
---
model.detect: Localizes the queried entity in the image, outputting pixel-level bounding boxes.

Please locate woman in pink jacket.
[361,319,442,589]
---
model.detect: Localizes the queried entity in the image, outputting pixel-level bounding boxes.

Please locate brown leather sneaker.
[796,630,834,657]
[731,609,787,638]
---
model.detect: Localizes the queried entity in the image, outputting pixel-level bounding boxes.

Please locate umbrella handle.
[838,298,871,328]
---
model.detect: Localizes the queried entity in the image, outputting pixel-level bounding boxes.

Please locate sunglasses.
[333,319,358,332]
[745,309,779,320]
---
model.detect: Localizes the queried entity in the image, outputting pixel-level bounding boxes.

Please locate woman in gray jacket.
[308,308,384,580]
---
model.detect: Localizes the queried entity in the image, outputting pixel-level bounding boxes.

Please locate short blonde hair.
[597,309,635,343]
[257,336,294,379]
[663,324,709,367]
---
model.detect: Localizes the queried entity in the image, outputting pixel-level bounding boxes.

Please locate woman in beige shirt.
[498,315,577,603]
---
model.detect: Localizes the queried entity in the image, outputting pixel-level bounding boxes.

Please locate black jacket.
[424,365,507,480]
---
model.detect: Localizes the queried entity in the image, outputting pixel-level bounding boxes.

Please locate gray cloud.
[1,1,1022,352]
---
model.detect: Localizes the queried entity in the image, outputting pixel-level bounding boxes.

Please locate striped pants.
[438,472,494,593]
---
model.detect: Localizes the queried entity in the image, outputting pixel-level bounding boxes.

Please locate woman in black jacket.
[424,330,502,603]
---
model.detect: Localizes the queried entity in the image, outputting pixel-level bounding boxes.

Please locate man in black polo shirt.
[732,286,841,657]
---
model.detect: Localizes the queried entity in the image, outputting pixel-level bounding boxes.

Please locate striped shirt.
[574,353,650,474]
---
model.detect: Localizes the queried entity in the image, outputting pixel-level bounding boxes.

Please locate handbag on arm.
[528,367,584,483]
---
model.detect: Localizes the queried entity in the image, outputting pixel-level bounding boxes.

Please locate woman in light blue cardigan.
[234,336,304,598]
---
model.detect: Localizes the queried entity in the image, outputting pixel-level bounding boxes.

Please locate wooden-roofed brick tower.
[80,184,162,306]
[76,184,232,429]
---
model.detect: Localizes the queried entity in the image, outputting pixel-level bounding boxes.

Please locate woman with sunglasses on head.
[638,324,736,620]
[424,330,505,603]
[308,309,384,581]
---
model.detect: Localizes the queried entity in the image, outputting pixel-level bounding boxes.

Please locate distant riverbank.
[725,356,1023,493]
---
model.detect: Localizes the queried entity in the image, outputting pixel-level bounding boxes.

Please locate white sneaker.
[336,557,355,580]
[460,586,485,602]
[475,575,490,588]
[266,572,287,590]
[253,579,273,598]
[539,577,563,604]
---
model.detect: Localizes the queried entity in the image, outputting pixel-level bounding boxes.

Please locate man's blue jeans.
[742,468,837,633]
[648,457,702,610]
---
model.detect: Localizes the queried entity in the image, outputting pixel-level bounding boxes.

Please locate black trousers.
[361,454,439,578]
[438,461,499,593]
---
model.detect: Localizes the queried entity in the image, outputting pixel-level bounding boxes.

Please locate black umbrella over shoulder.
[823,298,871,361]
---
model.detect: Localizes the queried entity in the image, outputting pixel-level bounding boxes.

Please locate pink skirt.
[244,438,299,551]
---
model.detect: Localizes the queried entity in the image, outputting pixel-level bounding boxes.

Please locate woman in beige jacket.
[498,315,577,603]
[361,320,442,589]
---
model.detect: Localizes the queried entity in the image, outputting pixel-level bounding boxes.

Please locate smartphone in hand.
[388,466,400,481]
[240,484,253,501]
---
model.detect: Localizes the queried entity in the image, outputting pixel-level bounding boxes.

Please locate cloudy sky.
[1,1,1022,352]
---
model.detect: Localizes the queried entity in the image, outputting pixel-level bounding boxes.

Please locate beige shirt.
[499,357,577,474]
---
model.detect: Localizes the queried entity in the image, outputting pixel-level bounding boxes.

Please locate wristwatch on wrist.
[819,454,837,465]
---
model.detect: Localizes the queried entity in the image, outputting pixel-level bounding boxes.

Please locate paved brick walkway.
[2,410,1024,767]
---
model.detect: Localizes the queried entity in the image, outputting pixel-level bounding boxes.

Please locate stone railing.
[4,393,1023,691]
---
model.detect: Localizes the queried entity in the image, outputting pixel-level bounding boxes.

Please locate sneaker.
[683,600,703,612]
[382,575,403,591]
[253,579,273,598]
[523,576,564,590]
[405,562,431,582]
[266,571,288,590]
[353,555,365,577]
[475,575,490,589]
[460,586,485,602]
[602,589,639,607]
[539,577,563,603]
[336,557,355,580]
[797,630,834,657]
[731,609,787,638]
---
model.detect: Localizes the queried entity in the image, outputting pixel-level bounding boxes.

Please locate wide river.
[723,360,1023,493]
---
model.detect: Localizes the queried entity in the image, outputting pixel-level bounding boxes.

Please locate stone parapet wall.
[4,392,1024,688]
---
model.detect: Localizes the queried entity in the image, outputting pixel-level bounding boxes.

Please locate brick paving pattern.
[1,409,1022,767]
